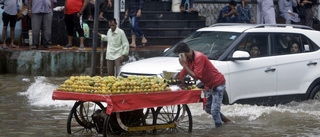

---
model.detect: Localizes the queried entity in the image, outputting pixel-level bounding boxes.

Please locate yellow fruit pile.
[56,75,171,95]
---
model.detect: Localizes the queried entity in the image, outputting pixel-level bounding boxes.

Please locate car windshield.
[163,31,241,60]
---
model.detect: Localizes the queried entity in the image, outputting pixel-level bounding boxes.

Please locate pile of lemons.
[56,75,172,95]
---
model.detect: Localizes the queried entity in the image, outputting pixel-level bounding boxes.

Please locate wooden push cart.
[52,89,205,136]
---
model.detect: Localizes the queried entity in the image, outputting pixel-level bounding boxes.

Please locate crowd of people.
[0,0,317,50]
[218,0,316,27]
[0,0,147,50]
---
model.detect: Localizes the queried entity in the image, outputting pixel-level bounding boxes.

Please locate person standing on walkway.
[125,0,147,48]
[297,0,316,27]
[1,0,18,49]
[97,18,129,76]
[257,0,276,24]
[28,0,56,49]
[63,0,88,50]
[174,42,234,127]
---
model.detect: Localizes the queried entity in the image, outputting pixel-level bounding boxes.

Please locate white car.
[119,24,320,105]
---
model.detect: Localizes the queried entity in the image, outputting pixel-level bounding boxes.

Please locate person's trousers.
[205,83,226,127]
[64,13,84,37]
[106,57,122,76]
[218,16,240,23]
[129,16,144,37]
[86,0,108,16]
[300,8,313,27]
[180,0,194,9]
[32,12,52,48]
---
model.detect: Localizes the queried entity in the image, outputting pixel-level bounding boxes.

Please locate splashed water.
[19,76,74,108]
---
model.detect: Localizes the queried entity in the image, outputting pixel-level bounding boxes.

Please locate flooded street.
[1,74,320,136]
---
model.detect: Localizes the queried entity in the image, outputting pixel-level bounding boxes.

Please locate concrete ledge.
[0,46,170,76]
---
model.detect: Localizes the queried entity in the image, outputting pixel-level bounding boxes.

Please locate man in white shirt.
[257,0,276,24]
[278,0,300,24]
[97,18,129,76]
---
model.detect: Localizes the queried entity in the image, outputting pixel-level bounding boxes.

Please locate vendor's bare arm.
[183,65,197,80]
[179,58,197,80]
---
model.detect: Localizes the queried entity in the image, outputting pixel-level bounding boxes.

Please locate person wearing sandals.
[86,0,112,21]
[125,0,147,48]
[97,18,129,76]
[63,0,88,50]
[1,0,18,49]
[28,0,56,49]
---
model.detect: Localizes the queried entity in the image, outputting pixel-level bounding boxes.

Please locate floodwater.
[1,74,320,137]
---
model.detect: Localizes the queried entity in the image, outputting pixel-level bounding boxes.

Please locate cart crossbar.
[128,123,176,131]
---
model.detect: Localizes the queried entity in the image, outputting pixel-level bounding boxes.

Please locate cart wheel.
[67,101,105,135]
[103,108,155,137]
[154,104,192,133]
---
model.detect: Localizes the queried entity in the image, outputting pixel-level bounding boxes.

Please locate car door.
[275,33,320,103]
[227,33,277,105]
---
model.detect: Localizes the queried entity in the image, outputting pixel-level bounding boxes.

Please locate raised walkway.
[0,45,171,76]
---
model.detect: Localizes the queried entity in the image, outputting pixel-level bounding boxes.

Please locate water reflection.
[1,74,320,136]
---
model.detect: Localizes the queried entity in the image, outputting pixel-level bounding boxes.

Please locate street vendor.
[173,42,234,127]
[97,18,129,76]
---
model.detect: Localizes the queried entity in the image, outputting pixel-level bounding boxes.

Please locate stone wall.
[194,3,319,26]
[0,49,167,76]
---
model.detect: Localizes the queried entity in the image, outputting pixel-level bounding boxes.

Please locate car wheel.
[309,85,320,100]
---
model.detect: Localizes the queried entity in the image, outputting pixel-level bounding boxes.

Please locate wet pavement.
[1,74,320,137]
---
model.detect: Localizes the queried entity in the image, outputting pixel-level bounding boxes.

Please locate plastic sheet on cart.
[52,90,202,114]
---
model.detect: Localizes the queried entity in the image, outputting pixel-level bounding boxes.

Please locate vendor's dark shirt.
[179,51,225,88]
[126,0,144,17]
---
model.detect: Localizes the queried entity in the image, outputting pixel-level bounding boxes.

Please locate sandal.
[138,43,147,48]
[139,39,147,48]
[99,17,107,21]
[189,8,198,13]
[30,46,37,49]
[10,45,17,48]
[2,45,8,49]
[88,17,93,21]
[129,44,136,48]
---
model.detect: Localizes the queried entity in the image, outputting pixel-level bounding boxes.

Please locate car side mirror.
[229,50,250,60]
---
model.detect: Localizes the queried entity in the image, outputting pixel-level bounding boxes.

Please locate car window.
[235,33,271,58]
[300,35,319,52]
[274,33,303,55]
[273,33,320,55]
[163,31,241,60]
